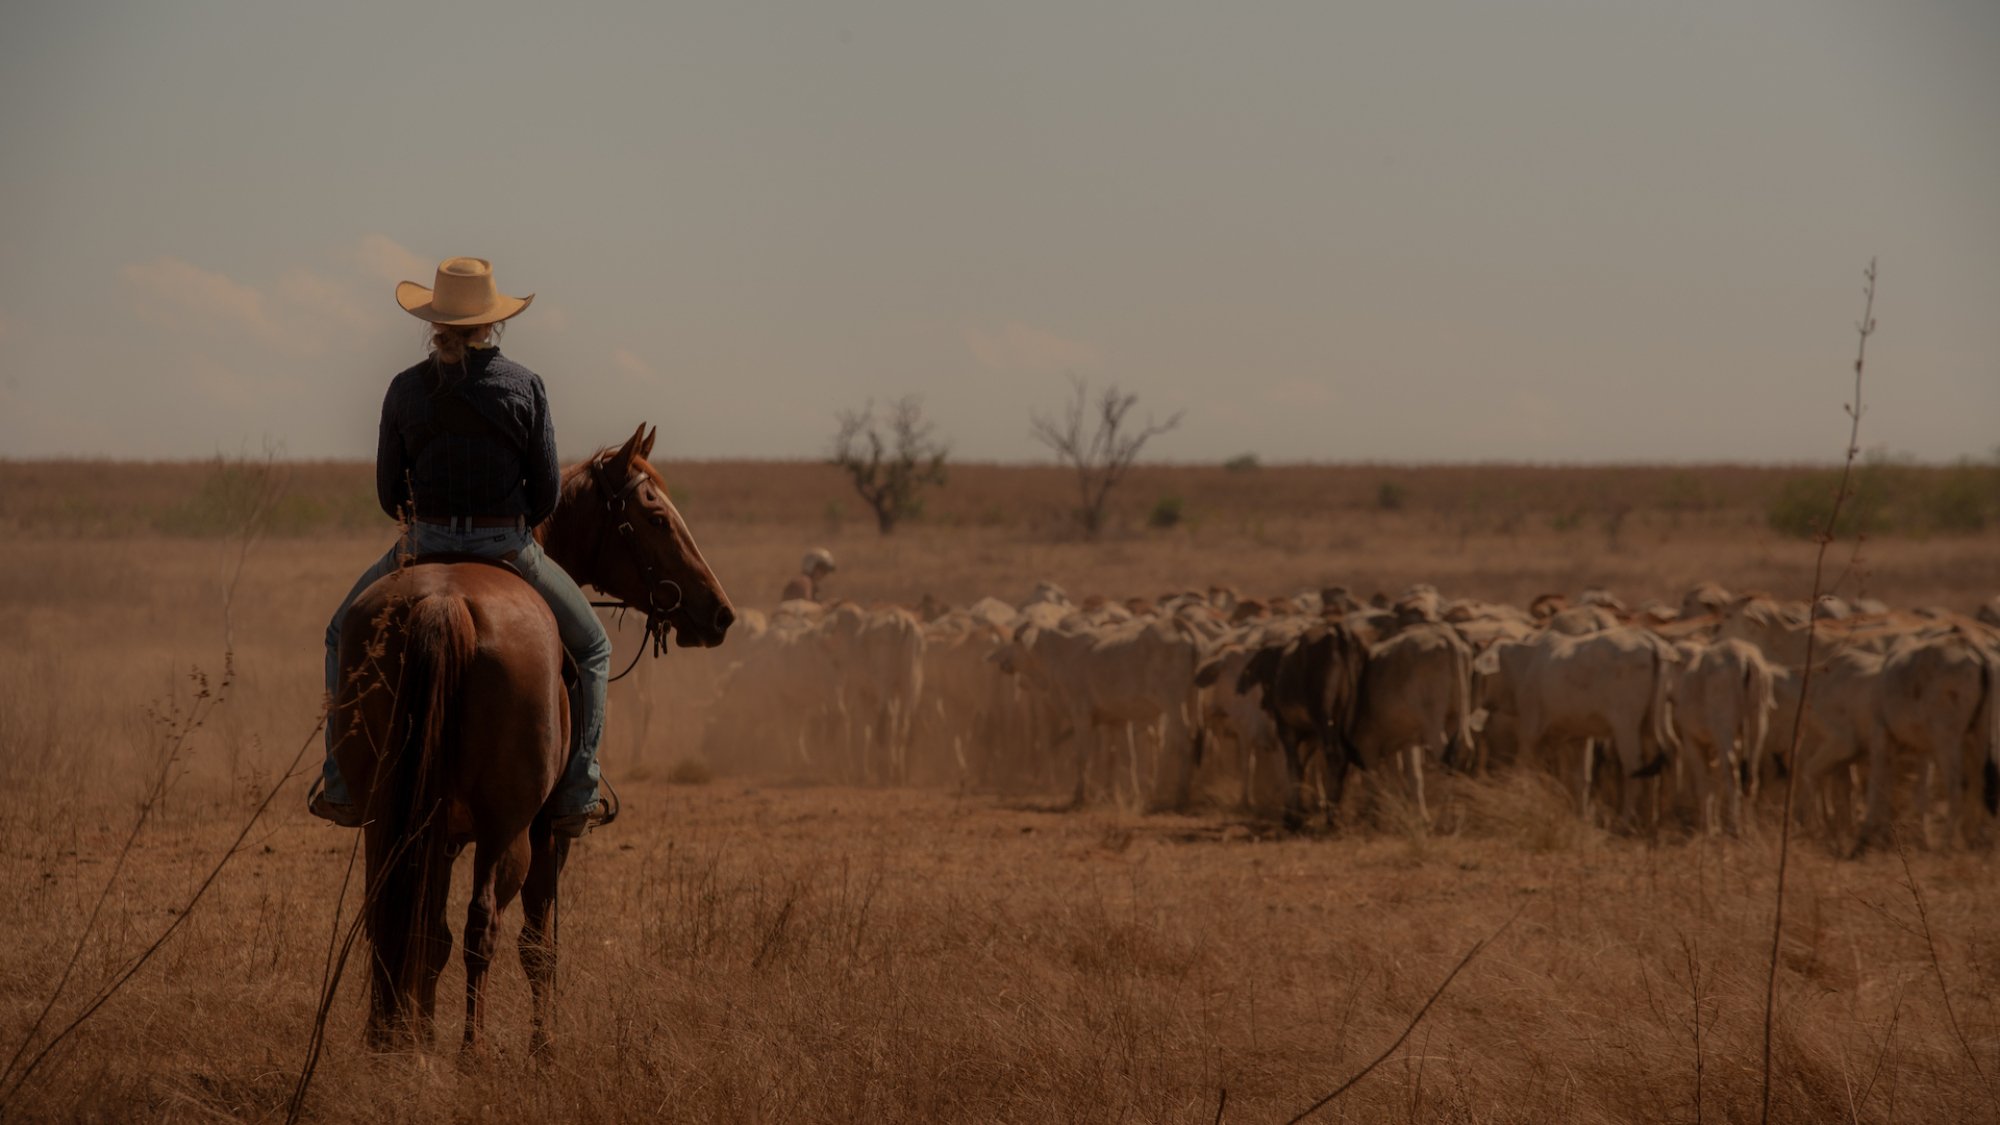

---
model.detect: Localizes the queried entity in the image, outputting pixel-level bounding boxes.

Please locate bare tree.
[830,395,950,535]
[1030,375,1183,538]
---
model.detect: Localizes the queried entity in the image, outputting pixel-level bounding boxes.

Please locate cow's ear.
[1193,656,1224,689]
[1237,646,1278,694]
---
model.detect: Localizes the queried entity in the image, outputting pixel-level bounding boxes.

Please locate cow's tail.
[1634,638,1679,778]
[1977,648,1999,817]
[1442,636,1475,773]
[369,593,476,1026]
[1741,649,1776,795]
[1184,649,1210,771]
[1326,625,1370,769]
[1330,625,1370,740]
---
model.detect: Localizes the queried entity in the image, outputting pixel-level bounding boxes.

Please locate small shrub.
[1766,471,1890,539]
[1549,509,1585,533]
[1146,496,1184,529]
[1660,471,1708,514]
[1923,467,1993,533]
[1766,475,1840,538]
[154,455,306,537]
[1222,453,1260,473]
[1376,481,1407,511]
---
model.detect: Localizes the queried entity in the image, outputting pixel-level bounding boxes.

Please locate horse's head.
[548,424,734,650]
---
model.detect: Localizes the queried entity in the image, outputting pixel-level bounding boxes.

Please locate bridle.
[585,457,685,683]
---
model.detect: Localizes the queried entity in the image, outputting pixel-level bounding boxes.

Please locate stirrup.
[306,777,363,828]
[549,778,620,839]
[598,775,621,828]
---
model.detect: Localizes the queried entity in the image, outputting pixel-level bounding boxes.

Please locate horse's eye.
[647,513,667,529]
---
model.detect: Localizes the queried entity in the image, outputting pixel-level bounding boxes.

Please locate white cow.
[916,613,1015,785]
[1868,627,1997,846]
[819,605,928,783]
[1671,638,1776,835]
[700,612,842,773]
[998,616,1207,809]
[1350,622,1475,823]
[1476,627,1681,827]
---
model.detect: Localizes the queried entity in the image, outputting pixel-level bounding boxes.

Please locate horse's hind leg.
[519,824,572,1057]
[464,835,531,1055]
[412,855,457,1047]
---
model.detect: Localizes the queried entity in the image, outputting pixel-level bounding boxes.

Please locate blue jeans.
[321,524,612,817]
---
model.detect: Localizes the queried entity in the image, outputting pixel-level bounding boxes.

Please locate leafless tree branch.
[1029,374,1182,537]
[830,395,950,534]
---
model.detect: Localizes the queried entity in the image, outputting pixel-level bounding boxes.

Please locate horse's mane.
[541,447,667,539]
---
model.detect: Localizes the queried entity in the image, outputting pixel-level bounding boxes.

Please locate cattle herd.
[700,580,2000,850]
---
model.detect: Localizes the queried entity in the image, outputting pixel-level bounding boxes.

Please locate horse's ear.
[640,425,658,461]
[607,423,647,477]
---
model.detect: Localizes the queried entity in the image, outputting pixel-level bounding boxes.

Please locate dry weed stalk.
[1759,258,1876,1124]
[0,709,324,1111]
[1280,904,1523,1124]
[1853,979,1906,1115]
[287,619,393,1125]
[218,442,290,652]
[1680,931,1708,1124]
[1892,835,1999,1115]
[0,660,231,1101]
[0,449,300,1112]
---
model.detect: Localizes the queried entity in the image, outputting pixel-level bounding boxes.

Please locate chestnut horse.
[330,423,732,1053]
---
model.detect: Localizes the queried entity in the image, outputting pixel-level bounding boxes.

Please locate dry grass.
[2,460,1998,1123]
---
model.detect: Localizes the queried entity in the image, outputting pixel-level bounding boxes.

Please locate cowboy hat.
[395,257,535,325]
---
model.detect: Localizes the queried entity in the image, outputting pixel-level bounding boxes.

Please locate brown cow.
[1236,621,1371,829]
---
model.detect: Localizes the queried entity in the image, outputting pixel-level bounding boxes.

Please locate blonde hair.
[428,321,504,365]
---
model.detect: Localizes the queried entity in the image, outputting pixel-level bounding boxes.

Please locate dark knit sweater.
[375,348,561,525]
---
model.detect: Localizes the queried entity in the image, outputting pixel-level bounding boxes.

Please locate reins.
[583,457,683,683]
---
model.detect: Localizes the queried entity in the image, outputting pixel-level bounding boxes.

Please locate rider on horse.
[310,256,614,838]
[780,547,837,603]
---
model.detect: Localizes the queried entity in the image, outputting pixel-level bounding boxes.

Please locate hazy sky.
[2,1,1994,464]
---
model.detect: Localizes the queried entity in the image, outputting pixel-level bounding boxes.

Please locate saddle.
[406,550,525,577]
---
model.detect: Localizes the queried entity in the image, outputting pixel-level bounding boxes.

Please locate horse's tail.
[370,592,477,1027]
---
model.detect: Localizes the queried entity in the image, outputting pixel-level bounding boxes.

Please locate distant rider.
[780,547,836,602]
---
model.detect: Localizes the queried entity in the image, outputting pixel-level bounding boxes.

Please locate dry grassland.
[2,459,1997,1123]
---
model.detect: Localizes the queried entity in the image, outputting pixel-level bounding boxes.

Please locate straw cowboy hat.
[395,257,535,325]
